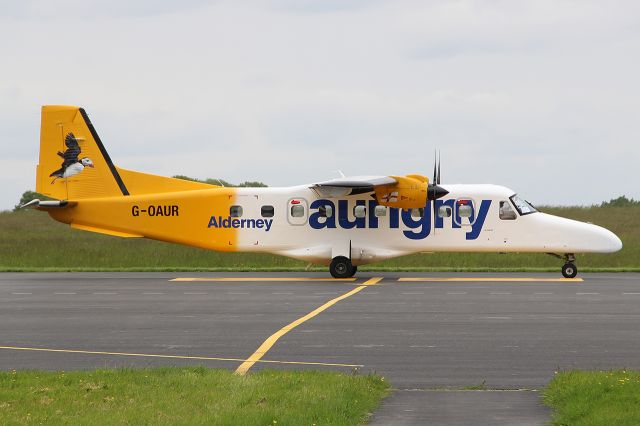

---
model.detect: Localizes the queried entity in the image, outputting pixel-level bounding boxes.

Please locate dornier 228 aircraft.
[26,106,622,278]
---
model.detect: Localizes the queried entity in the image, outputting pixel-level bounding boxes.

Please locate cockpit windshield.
[509,194,537,215]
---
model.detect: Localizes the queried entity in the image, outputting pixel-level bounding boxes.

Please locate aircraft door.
[287,198,308,225]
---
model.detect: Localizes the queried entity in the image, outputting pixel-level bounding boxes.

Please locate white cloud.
[1,0,639,209]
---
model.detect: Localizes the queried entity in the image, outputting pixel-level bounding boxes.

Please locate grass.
[543,370,640,426]
[0,367,389,425]
[0,205,638,271]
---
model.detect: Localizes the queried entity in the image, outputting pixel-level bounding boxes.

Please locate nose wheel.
[561,262,578,278]
[330,256,357,279]
[547,253,578,278]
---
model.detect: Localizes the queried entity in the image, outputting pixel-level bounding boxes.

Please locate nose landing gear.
[561,261,578,279]
[330,256,357,279]
[548,253,578,278]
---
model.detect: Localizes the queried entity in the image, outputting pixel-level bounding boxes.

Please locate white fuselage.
[210,183,622,265]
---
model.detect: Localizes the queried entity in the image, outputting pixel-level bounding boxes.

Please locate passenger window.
[411,208,424,218]
[374,205,387,217]
[287,198,308,225]
[291,204,305,218]
[319,205,333,218]
[499,201,517,220]
[261,205,274,218]
[459,205,473,218]
[353,205,366,218]
[230,205,243,218]
[438,205,452,218]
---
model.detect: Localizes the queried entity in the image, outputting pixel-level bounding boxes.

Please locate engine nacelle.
[374,174,428,209]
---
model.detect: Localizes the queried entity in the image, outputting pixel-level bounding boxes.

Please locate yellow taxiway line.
[0,346,362,369]
[234,277,383,375]
[398,277,584,282]
[171,277,357,282]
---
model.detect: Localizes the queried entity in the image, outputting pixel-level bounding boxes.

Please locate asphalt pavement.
[2,272,640,424]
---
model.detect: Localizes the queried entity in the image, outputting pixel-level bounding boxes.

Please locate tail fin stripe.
[79,108,130,196]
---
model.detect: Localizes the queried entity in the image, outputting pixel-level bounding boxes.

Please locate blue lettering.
[207,215,272,231]
[434,199,458,229]
[389,207,400,228]
[306,198,490,240]
[402,204,432,240]
[368,200,379,228]
[466,200,491,240]
[309,200,336,229]
[338,200,365,229]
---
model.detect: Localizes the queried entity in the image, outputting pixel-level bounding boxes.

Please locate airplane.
[25,105,623,279]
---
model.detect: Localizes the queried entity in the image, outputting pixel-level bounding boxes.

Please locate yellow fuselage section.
[46,188,239,251]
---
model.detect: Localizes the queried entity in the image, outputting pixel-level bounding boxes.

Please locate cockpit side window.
[510,194,537,216]
[499,201,517,220]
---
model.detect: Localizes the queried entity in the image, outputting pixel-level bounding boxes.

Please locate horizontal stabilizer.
[20,199,77,209]
[70,223,143,238]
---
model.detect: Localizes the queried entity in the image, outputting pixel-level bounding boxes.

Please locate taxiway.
[2,272,639,424]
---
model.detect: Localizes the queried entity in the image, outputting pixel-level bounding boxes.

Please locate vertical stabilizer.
[36,106,129,200]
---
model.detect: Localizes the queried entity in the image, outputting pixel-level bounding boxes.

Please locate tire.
[562,262,578,279]
[330,256,353,279]
[350,266,358,277]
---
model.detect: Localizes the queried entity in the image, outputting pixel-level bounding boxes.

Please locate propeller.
[428,150,449,216]
[429,150,447,197]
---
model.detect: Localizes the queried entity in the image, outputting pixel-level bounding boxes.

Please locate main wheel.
[562,262,578,278]
[330,256,353,279]
[350,266,358,277]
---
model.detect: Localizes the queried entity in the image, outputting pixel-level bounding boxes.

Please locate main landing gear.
[330,256,357,279]
[548,253,578,278]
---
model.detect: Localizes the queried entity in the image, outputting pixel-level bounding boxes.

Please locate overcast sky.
[1,0,639,210]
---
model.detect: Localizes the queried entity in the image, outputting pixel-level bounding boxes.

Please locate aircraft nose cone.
[590,224,623,253]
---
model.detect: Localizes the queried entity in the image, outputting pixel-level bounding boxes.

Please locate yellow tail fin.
[36,105,214,200]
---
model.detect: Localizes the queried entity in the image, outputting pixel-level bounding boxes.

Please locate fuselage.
[230,183,622,265]
[48,182,622,266]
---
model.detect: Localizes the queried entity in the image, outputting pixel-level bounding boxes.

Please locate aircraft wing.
[310,176,397,197]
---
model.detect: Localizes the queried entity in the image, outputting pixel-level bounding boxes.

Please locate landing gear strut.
[548,253,577,278]
[330,256,356,279]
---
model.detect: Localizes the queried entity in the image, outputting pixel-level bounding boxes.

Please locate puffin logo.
[50,132,94,183]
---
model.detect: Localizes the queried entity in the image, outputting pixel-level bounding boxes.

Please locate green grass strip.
[0,367,389,425]
[2,206,639,271]
[543,370,640,425]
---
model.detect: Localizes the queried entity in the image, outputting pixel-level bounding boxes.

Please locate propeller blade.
[430,149,446,217]
[433,150,437,185]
